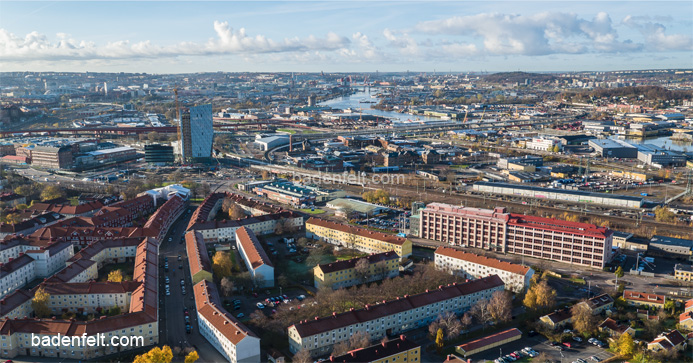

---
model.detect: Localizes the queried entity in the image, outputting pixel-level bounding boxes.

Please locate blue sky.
[0,1,691,73]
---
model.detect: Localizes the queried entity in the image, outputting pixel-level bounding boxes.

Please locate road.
[158,207,227,363]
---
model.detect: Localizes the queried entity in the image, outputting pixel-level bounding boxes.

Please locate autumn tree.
[40,185,65,201]
[523,280,556,313]
[354,258,370,283]
[220,277,234,297]
[333,331,371,356]
[32,286,51,318]
[654,206,676,223]
[212,251,232,278]
[293,349,312,363]
[471,300,492,329]
[460,312,473,335]
[435,328,444,353]
[133,345,173,363]
[487,290,513,324]
[571,302,598,334]
[616,331,635,357]
[184,350,199,363]
[108,269,124,282]
[228,204,246,220]
[274,221,284,235]
[615,266,624,284]
[664,300,675,315]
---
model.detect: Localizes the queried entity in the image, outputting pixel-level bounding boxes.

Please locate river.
[319,87,442,123]
[608,135,692,153]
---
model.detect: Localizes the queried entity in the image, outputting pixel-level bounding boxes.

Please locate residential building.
[539,308,572,329]
[186,231,213,284]
[674,264,693,281]
[313,251,400,290]
[235,227,274,288]
[180,104,213,161]
[599,318,635,337]
[434,246,533,293]
[306,218,412,259]
[193,280,261,363]
[647,330,686,352]
[0,255,36,298]
[455,328,522,357]
[287,276,504,357]
[189,211,302,243]
[0,212,63,238]
[623,291,666,309]
[0,193,26,208]
[679,299,693,330]
[577,293,614,315]
[420,203,613,269]
[329,336,420,363]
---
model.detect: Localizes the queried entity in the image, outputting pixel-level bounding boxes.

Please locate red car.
[562,342,572,348]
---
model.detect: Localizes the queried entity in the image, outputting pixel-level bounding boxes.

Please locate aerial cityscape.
[0,1,692,363]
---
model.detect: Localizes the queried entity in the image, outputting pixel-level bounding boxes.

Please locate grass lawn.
[286,255,335,276]
[276,128,297,134]
[300,130,319,134]
[335,252,369,261]
[300,208,325,214]
[567,277,586,284]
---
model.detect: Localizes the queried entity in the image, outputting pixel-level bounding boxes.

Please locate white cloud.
[415,11,644,56]
[622,15,693,51]
[0,21,350,62]
[382,28,419,55]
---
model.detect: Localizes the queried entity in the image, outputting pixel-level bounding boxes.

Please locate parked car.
[256,303,265,309]
[572,336,582,342]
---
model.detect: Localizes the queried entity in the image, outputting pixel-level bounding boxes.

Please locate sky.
[0,1,692,73]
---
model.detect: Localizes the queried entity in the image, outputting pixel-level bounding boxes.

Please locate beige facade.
[306,218,412,259]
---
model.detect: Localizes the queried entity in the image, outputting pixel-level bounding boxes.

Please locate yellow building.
[611,170,648,182]
[675,264,693,281]
[313,251,400,290]
[455,328,522,357]
[306,218,412,259]
[328,336,420,363]
[623,291,666,309]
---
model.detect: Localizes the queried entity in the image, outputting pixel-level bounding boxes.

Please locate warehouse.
[636,144,687,167]
[589,139,638,158]
[455,328,522,357]
[473,182,643,208]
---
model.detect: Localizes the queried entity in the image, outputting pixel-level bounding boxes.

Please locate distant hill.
[483,72,558,83]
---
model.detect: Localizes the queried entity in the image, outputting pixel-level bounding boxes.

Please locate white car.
[572,336,582,342]
[256,303,265,309]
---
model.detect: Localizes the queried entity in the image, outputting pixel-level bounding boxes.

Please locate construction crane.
[479,107,487,122]
[462,109,468,124]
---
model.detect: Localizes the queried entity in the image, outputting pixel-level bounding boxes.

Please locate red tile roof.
[457,328,522,354]
[193,280,258,344]
[624,291,665,304]
[435,246,530,275]
[235,227,273,269]
[292,275,504,338]
[186,231,212,277]
[307,217,408,246]
[330,336,419,362]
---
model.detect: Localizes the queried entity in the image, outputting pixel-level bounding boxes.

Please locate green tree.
[615,266,624,285]
[664,300,675,315]
[435,328,444,353]
[108,305,122,316]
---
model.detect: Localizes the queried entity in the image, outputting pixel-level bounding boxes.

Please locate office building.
[434,247,533,293]
[420,203,613,269]
[313,251,400,290]
[288,276,504,357]
[144,144,175,164]
[180,104,213,162]
[306,218,412,259]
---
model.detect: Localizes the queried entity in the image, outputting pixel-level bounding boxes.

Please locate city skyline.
[0,1,692,73]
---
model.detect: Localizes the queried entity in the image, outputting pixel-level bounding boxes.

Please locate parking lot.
[471,334,613,363]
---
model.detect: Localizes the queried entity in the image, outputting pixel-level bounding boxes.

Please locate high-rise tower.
[179,104,213,163]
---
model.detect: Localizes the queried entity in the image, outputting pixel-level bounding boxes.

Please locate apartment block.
[194,280,261,363]
[674,264,693,281]
[306,218,412,259]
[314,251,400,290]
[420,203,613,268]
[288,275,504,357]
[678,298,693,330]
[235,227,274,288]
[189,211,303,243]
[329,335,420,363]
[623,291,666,309]
[434,247,533,293]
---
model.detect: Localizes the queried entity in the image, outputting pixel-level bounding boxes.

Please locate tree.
[133,345,174,363]
[108,305,122,316]
[616,331,635,357]
[435,328,444,353]
[487,290,513,324]
[212,251,232,278]
[40,185,65,201]
[148,131,161,142]
[354,258,370,283]
[228,204,246,220]
[654,206,676,223]
[571,302,598,334]
[220,277,234,297]
[196,182,211,198]
[274,221,284,235]
[184,351,199,363]
[523,280,556,313]
[293,349,311,363]
[261,170,271,180]
[471,300,491,329]
[108,269,124,282]
[664,300,675,315]
[460,312,473,335]
[615,266,624,280]
[552,145,561,153]
[534,352,551,363]
[32,286,51,318]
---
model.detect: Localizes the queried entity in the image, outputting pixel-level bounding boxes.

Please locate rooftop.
[456,328,522,354]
